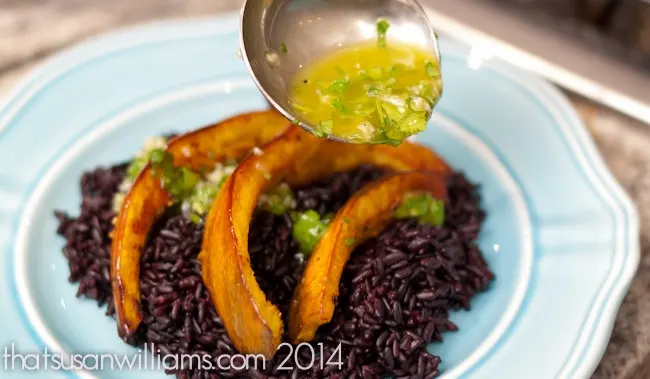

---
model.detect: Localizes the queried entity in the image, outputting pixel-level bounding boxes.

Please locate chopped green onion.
[117,137,168,208]
[328,79,350,94]
[408,97,429,112]
[126,143,168,181]
[425,61,439,78]
[280,42,288,54]
[126,155,149,180]
[366,85,380,97]
[150,149,174,180]
[397,112,427,134]
[320,119,334,132]
[291,210,330,254]
[395,193,445,226]
[380,100,406,124]
[390,63,412,75]
[185,182,221,222]
[286,32,440,144]
[188,213,202,224]
[149,150,201,200]
[168,167,200,200]
[376,100,386,129]
[353,105,375,118]
[408,81,436,102]
[377,19,390,47]
[181,167,200,190]
[384,127,408,143]
[148,148,167,165]
[259,183,296,215]
[331,98,350,114]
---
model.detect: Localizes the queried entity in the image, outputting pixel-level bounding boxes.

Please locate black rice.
[55,162,493,379]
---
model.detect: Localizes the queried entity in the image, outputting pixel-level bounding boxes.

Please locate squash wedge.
[288,171,447,343]
[285,140,450,186]
[200,127,322,358]
[200,128,450,357]
[110,110,290,339]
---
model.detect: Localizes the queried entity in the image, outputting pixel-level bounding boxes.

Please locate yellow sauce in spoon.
[288,22,442,145]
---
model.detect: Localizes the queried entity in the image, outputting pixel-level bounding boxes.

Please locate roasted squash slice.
[200,128,450,357]
[286,139,450,186]
[288,171,447,343]
[200,127,321,358]
[110,110,290,339]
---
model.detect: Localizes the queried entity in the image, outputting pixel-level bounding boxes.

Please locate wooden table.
[2,1,649,377]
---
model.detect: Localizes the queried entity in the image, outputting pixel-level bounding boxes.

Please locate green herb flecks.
[259,183,296,215]
[125,137,168,181]
[126,155,150,181]
[331,97,351,115]
[287,35,441,144]
[319,119,334,132]
[379,97,407,123]
[397,112,427,134]
[280,42,288,54]
[408,96,430,112]
[425,61,439,78]
[183,161,237,223]
[376,100,387,129]
[150,150,200,201]
[186,182,220,222]
[328,78,350,94]
[395,193,445,226]
[377,19,390,47]
[114,136,168,211]
[390,63,412,76]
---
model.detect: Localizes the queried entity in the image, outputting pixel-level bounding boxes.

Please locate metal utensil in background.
[423,0,650,124]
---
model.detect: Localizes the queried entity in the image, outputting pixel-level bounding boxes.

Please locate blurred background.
[493,0,650,63]
[1,0,649,122]
[1,0,649,378]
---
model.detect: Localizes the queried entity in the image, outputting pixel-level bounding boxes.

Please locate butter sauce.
[288,21,442,144]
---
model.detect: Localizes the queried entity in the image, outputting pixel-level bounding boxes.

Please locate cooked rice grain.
[56,164,493,379]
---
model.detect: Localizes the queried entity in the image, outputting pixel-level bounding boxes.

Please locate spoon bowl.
[240,0,441,143]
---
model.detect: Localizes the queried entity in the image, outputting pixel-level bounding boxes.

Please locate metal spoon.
[240,0,441,143]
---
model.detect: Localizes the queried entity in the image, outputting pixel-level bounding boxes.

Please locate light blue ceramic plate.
[0,13,639,379]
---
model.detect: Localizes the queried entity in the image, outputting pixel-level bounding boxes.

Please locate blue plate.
[0,13,639,379]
